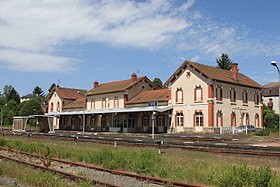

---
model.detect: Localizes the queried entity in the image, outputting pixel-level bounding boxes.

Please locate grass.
[0,160,92,187]
[1,135,280,186]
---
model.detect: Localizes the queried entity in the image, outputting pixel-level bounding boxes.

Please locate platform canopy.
[45,105,173,116]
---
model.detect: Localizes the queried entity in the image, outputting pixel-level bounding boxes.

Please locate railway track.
[3,131,280,158]
[0,147,203,187]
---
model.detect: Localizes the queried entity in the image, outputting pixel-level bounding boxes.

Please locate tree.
[2,100,19,125]
[153,78,163,89]
[6,87,20,104]
[3,85,13,98]
[33,86,44,97]
[48,83,56,94]
[263,104,279,130]
[216,53,233,70]
[19,98,43,116]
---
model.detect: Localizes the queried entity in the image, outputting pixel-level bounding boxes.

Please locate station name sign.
[148,102,158,106]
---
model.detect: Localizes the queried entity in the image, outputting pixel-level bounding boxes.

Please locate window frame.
[176,88,183,103]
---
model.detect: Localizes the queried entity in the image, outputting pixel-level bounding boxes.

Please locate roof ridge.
[165,60,262,89]
[98,76,145,86]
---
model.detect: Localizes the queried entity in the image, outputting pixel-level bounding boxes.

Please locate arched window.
[242,89,248,103]
[216,110,223,127]
[216,85,223,101]
[254,91,260,105]
[231,112,236,126]
[230,88,236,102]
[194,86,203,102]
[57,101,60,111]
[50,102,53,112]
[176,88,183,103]
[255,114,260,127]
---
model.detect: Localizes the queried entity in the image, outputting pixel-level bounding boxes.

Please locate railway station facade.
[46,60,263,133]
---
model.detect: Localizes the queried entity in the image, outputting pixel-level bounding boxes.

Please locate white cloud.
[0,49,77,73]
[1,0,278,73]
[177,14,280,60]
[0,0,192,72]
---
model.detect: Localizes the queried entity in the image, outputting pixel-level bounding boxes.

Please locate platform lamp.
[271,60,280,143]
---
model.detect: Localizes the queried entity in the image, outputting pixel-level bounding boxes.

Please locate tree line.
[0,84,55,125]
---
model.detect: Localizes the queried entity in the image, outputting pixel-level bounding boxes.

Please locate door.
[195,112,203,132]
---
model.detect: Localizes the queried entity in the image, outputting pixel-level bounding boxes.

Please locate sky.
[0,0,280,96]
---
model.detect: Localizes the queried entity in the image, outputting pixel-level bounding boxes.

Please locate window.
[102,98,106,108]
[57,102,60,111]
[255,114,260,127]
[230,88,236,102]
[107,98,110,108]
[254,91,259,105]
[50,102,53,112]
[241,113,249,125]
[195,111,203,127]
[231,112,236,126]
[114,96,119,108]
[158,115,165,127]
[143,115,149,127]
[176,112,184,127]
[216,110,223,127]
[242,89,248,103]
[268,98,273,110]
[91,99,95,109]
[194,86,203,102]
[216,85,223,101]
[176,88,183,103]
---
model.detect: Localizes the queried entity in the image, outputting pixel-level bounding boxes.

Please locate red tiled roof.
[63,98,85,109]
[54,87,87,100]
[126,89,169,105]
[263,82,280,88]
[165,60,262,89]
[262,82,280,97]
[88,76,153,95]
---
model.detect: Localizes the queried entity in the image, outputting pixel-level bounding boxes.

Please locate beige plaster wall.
[86,92,125,110]
[213,82,262,127]
[127,78,154,100]
[169,65,209,132]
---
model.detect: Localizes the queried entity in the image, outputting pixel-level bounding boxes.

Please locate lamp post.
[271,60,280,143]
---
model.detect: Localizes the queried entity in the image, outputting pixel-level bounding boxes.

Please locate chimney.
[232,63,238,81]
[131,73,137,81]
[93,81,99,88]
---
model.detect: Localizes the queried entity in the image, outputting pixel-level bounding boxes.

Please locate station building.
[262,82,280,114]
[46,60,263,133]
[165,61,263,133]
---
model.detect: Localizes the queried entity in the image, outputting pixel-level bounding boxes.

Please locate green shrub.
[0,138,6,146]
[254,166,273,187]
[131,149,161,175]
[255,129,270,136]
[218,164,252,187]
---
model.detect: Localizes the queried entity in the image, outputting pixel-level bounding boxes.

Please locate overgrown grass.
[1,136,280,186]
[0,160,92,187]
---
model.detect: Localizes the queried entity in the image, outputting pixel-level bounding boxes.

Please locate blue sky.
[0,0,280,96]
